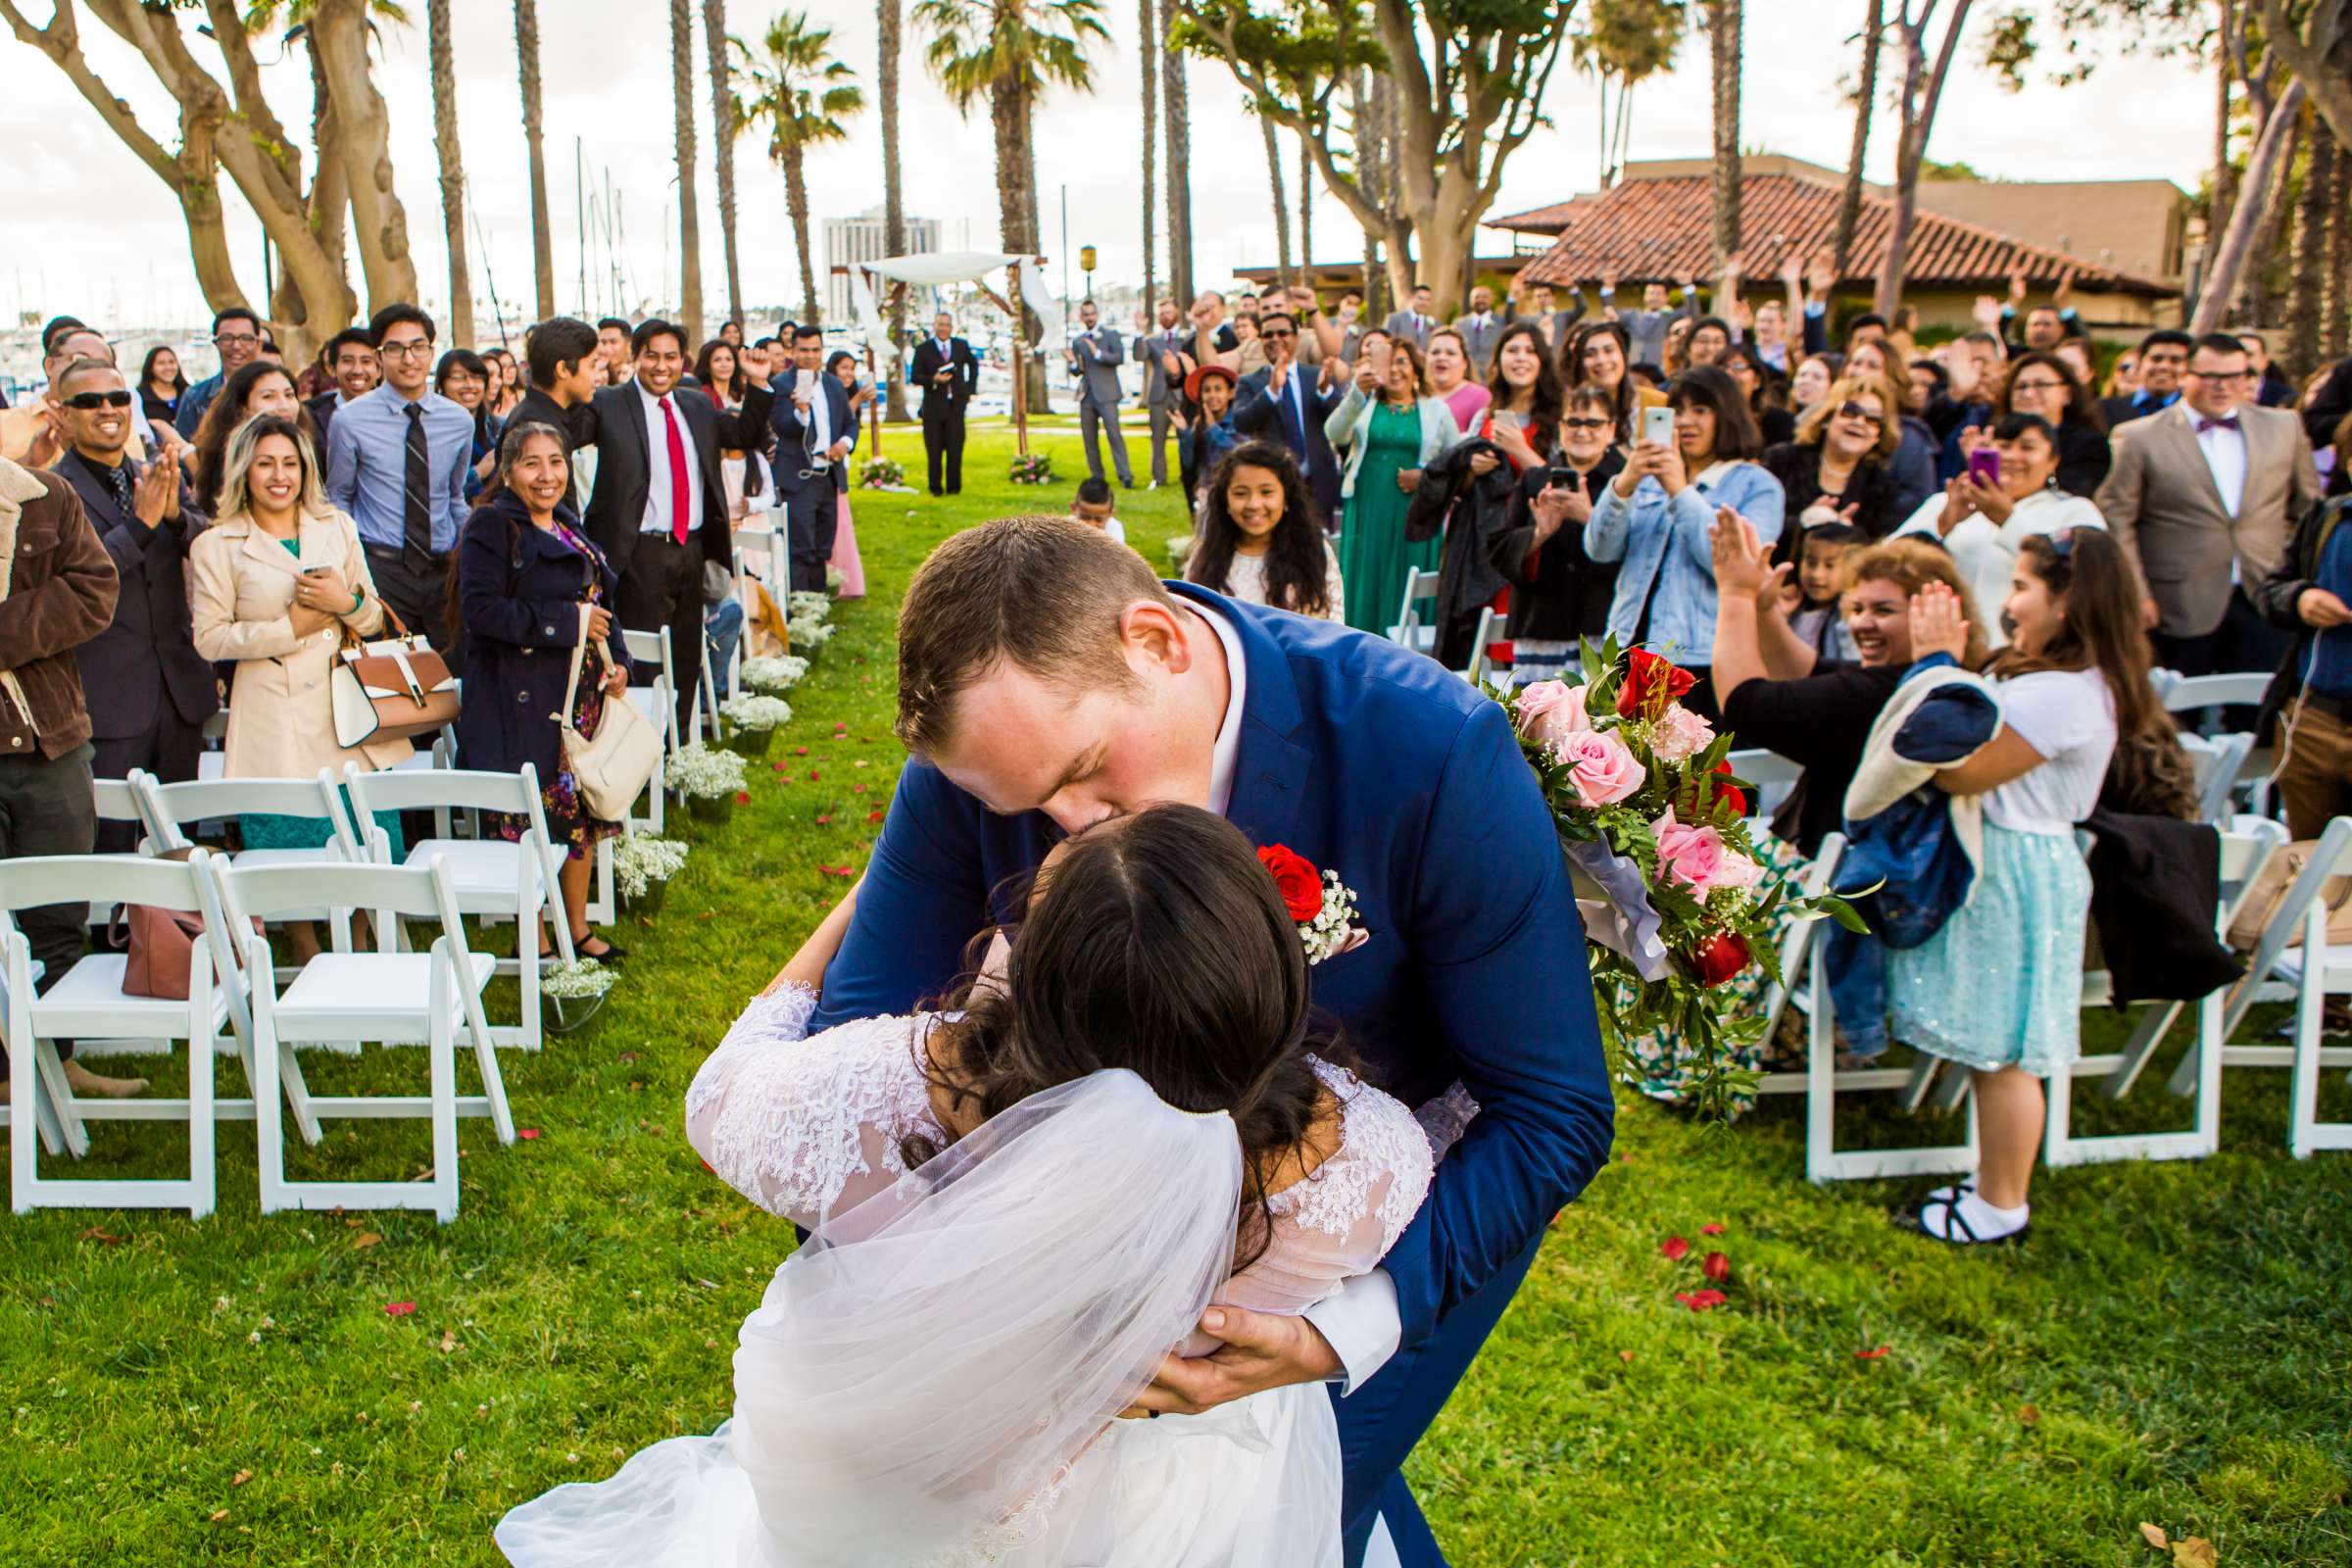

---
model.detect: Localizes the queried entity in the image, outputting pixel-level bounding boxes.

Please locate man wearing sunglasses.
[1231,312,1345,529]
[173,306,266,440]
[47,360,216,847]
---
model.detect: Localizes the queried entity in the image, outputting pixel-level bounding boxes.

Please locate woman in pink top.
[1427,326,1493,433]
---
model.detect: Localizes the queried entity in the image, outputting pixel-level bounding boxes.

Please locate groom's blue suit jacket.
[812,583,1614,1351]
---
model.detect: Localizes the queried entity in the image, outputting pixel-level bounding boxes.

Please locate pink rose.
[1647,702,1716,764]
[1516,681,1592,752]
[1711,849,1764,892]
[1559,728,1646,808]
[1653,807,1732,892]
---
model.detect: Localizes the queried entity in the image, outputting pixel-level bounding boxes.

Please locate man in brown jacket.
[0,452,134,1098]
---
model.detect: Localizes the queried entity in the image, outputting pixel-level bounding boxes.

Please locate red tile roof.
[1514,171,2174,296]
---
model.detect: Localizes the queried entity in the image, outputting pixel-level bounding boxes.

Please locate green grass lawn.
[4,426,2348,1566]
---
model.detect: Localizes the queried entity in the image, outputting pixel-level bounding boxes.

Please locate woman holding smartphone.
[1893,413,2107,650]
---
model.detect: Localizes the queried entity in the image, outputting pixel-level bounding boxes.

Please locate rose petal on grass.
[808,770,821,781]
[1659,1236,1690,1261]
[383,1301,417,1317]
[1673,1290,1727,1311]
[1617,1349,1635,1363]
[819,865,855,877]
[1699,1222,1726,1236]
[771,761,789,772]
[852,784,867,794]
[866,810,885,824]
[734,791,752,806]
[1855,1347,1889,1359]
[518,1128,541,1141]
[814,814,833,826]
[794,746,808,756]
[1702,1250,1730,1284]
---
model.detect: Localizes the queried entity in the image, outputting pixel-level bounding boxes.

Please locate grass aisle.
[3,426,2348,1565]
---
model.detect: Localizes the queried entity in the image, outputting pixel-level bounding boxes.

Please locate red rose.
[1687,931,1751,988]
[1712,759,1746,817]
[1257,845,1325,923]
[1616,648,1696,720]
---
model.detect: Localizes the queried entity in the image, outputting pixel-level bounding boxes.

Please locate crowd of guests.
[1110,268,2352,1250]
[0,300,874,1102]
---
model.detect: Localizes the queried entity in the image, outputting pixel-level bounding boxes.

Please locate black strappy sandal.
[1892,1194,2029,1248]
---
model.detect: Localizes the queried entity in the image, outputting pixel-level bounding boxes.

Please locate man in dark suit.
[1231,313,1345,528]
[49,358,216,851]
[909,312,979,495]
[303,327,380,449]
[770,322,858,593]
[2099,328,2193,430]
[579,318,772,735]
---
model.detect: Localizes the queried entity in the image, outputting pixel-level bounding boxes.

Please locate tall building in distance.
[824,206,942,325]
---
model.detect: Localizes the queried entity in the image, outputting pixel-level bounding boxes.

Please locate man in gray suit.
[1137,298,1189,488]
[1452,284,1503,375]
[2096,331,2321,680]
[1384,283,1437,349]
[1066,299,1133,488]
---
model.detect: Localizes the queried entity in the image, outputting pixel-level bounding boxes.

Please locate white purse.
[559,605,663,821]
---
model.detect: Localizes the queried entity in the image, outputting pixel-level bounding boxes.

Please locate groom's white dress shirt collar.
[1196,600,1247,818]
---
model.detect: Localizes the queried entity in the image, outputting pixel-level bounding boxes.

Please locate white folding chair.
[2043,825,2280,1167]
[3,852,229,1217]
[2185,815,2352,1157]
[1750,831,1847,1072]
[1726,748,1805,825]
[2160,672,2271,720]
[343,764,572,1052]
[699,634,725,744]
[91,771,158,850]
[219,858,510,1221]
[2177,732,2256,826]
[1388,568,1441,657]
[139,772,368,969]
[1458,607,1499,686]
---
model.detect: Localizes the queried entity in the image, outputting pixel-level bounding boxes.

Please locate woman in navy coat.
[455,419,634,959]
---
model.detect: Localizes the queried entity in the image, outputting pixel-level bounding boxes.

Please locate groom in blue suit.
[809,517,1613,1566]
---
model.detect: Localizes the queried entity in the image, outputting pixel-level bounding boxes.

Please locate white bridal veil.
[498,1067,1338,1566]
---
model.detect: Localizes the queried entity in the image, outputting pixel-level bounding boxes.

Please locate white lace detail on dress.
[1266,1055,1434,1252]
[687,988,947,1220]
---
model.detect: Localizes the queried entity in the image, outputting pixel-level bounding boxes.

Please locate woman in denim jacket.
[1585,365,1785,717]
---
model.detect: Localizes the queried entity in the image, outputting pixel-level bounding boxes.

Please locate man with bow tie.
[1065,299,1134,489]
[2097,331,2318,683]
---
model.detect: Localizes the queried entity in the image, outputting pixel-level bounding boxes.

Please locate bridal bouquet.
[1502,639,1862,1118]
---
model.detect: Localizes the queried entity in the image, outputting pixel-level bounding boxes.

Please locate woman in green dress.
[1324,338,1462,634]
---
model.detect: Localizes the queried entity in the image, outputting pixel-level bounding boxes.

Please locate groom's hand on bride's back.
[1117,1306,1343,1419]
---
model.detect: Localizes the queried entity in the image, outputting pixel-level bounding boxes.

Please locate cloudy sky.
[0,0,2213,333]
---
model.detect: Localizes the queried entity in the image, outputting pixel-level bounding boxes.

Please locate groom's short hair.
[897,515,1171,756]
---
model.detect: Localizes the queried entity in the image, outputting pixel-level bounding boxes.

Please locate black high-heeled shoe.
[572,933,626,963]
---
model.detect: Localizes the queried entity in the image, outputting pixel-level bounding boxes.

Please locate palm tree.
[915,0,1106,412]
[514,0,557,318]
[1162,3,1193,308]
[880,0,912,420]
[738,11,866,328]
[1706,0,1742,270]
[426,0,473,343]
[1259,109,1293,288]
[1139,0,1157,318]
[706,0,745,329]
[672,0,705,345]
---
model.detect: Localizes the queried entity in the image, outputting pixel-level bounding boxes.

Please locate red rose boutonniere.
[1258,844,1367,963]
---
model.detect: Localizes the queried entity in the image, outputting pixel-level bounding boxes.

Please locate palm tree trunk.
[1298,127,1314,285]
[1833,0,1884,275]
[989,69,1050,414]
[2236,106,2305,326]
[703,0,743,329]
[671,0,704,344]
[2194,77,2307,333]
[426,0,473,345]
[2286,122,2333,374]
[514,0,557,319]
[1163,9,1194,308]
[1140,0,1158,318]
[2212,2,2238,244]
[880,0,910,421]
[785,146,819,326]
[1707,0,1743,268]
[2324,137,2351,360]
[1261,114,1293,288]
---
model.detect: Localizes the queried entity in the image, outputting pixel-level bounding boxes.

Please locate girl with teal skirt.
[1323,339,1461,634]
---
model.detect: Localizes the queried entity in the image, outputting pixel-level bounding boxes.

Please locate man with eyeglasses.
[48,359,216,845]
[1065,299,1134,489]
[1230,312,1344,529]
[323,304,476,655]
[2096,332,2318,687]
[173,307,266,440]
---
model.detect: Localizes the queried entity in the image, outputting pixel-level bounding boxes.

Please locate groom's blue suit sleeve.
[1382,699,1616,1349]
[808,761,992,1029]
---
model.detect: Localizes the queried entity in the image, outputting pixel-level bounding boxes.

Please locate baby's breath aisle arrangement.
[787,590,835,651]
[741,654,808,695]
[611,834,689,916]
[719,694,793,758]
[1500,638,1864,1118]
[540,956,618,1034]
[671,743,750,824]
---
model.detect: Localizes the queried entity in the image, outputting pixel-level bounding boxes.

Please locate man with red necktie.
[2096,331,2319,685]
[579,318,773,736]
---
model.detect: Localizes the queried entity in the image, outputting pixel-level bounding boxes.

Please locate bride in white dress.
[496,806,1437,1566]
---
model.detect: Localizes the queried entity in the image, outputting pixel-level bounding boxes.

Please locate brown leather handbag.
[332,606,461,749]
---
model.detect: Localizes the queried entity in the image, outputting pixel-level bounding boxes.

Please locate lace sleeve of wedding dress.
[683,982,946,1227]
[1219,1056,1438,1323]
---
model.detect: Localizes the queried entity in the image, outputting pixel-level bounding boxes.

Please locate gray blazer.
[1383,310,1436,349]
[1138,325,1190,407]
[1452,313,1504,374]
[1068,328,1126,405]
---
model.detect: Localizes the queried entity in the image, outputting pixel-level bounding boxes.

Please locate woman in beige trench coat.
[189,414,411,956]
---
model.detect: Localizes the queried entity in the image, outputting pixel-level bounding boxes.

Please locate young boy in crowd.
[1069,475,1127,547]
[1787,522,1863,663]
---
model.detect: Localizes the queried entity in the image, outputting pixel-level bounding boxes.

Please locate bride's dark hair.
[907,805,1348,1269]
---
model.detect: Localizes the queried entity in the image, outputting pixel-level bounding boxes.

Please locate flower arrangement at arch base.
[1008,451,1054,485]
[1500,639,1866,1120]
